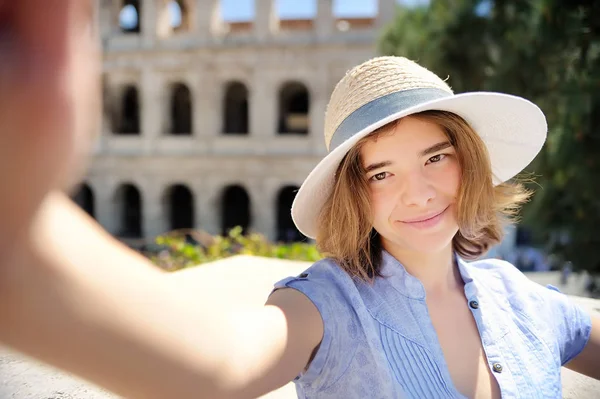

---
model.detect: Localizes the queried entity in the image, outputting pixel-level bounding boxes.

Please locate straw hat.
[292,56,547,239]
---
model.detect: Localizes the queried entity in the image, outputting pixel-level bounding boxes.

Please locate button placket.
[459,269,517,397]
[468,298,503,383]
[468,295,515,396]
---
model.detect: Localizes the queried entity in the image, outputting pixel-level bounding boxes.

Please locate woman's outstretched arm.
[565,316,600,380]
[0,2,323,396]
[0,193,324,399]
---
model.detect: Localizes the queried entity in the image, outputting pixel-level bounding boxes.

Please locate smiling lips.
[399,206,449,230]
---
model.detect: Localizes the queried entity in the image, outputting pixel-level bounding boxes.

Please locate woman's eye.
[371,172,388,181]
[427,154,446,164]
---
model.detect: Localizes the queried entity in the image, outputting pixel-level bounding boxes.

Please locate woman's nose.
[399,171,435,208]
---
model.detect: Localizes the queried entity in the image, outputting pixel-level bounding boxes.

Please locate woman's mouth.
[399,206,449,230]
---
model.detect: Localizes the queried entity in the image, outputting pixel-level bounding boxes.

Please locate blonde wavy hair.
[316,110,532,283]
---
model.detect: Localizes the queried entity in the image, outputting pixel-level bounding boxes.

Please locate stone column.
[140,0,158,46]
[140,69,164,153]
[310,68,329,153]
[248,179,276,241]
[250,68,277,139]
[156,0,173,38]
[315,0,333,39]
[141,181,168,239]
[195,68,220,138]
[254,0,278,40]
[196,0,221,39]
[195,179,221,236]
[94,180,117,235]
[266,178,285,242]
[105,0,121,37]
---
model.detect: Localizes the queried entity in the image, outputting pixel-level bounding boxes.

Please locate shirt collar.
[379,249,478,300]
[378,249,510,340]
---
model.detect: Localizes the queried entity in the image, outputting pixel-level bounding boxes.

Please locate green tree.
[525,0,600,273]
[378,0,492,93]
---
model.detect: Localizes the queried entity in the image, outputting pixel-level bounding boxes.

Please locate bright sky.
[220,0,430,21]
[120,0,432,28]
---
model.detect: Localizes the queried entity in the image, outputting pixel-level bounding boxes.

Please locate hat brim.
[292,92,547,239]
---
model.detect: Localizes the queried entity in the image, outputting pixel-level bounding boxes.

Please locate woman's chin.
[383,226,459,255]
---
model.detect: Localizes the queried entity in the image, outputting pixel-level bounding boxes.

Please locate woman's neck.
[383,240,464,298]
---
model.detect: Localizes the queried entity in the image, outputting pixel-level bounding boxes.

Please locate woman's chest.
[427,295,501,399]
[332,291,564,398]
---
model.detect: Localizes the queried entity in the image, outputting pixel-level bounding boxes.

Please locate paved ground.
[1,256,599,398]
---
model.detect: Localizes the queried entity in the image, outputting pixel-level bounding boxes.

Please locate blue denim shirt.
[272,250,592,398]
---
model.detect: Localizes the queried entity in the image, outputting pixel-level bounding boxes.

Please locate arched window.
[116,85,141,135]
[119,0,141,34]
[223,82,249,135]
[276,186,305,242]
[168,1,192,32]
[278,82,310,134]
[221,185,251,235]
[170,83,193,135]
[166,184,195,230]
[115,184,142,238]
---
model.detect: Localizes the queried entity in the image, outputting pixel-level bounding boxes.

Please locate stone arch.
[114,183,142,238]
[167,0,193,32]
[169,83,193,135]
[221,185,251,235]
[165,184,195,230]
[119,0,141,34]
[115,85,141,135]
[276,185,305,242]
[223,81,249,135]
[278,81,310,135]
[72,183,95,219]
[102,74,117,134]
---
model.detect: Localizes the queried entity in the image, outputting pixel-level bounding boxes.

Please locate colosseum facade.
[73,0,396,247]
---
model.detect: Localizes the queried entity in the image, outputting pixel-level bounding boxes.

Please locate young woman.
[265,56,596,398]
[0,2,598,399]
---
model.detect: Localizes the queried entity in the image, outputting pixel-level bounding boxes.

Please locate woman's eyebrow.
[363,141,452,173]
[364,160,393,174]
[419,141,452,157]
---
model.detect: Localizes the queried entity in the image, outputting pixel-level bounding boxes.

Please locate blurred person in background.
[0,1,599,399]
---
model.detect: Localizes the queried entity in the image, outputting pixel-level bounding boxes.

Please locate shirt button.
[469,300,479,309]
[492,363,503,373]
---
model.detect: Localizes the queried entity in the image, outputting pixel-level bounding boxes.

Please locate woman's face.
[360,116,461,255]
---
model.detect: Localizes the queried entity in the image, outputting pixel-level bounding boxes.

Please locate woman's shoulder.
[463,256,518,271]
[465,256,592,366]
[463,256,566,310]
[274,257,356,291]
[463,256,531,284]
[461,256,550,300]
[271,257,362,326]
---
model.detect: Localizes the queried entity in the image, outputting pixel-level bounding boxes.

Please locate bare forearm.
[0,193,242,398]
